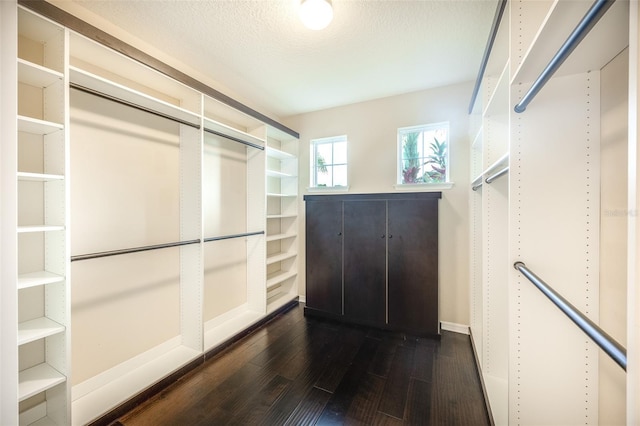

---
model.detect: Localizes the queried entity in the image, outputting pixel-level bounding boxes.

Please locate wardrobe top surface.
[303,192,442,202]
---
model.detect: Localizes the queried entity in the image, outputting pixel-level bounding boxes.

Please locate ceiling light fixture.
[299,0,333,30]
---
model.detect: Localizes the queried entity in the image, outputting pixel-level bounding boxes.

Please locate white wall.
[283,81,472,326]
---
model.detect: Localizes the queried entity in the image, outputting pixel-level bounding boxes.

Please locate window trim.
[396,121,451,187]
[310,135,348,189]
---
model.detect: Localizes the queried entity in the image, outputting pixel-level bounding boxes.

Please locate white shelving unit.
[265,131,299,313]
[202,95,268,349]
[69,66,201,127]
[66,29,204,426]
[15,5,70,425]
[17,115,64,135]
[469,5,510,424]
[469,0,635,424]
[18,271,65,290]
[2,3,302,425]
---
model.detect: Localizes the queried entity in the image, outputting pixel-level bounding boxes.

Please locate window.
[398,122,449,185]
[310,135,347,188]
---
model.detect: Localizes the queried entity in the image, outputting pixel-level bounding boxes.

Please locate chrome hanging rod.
[472,182,483,191]
[485,166,509,184]
[203,128,265,151]
[468,0,507,114]
[70,83,201,129]
[513,0,615,113]
[203,231,264,243]
[514,261,627,370]
[71,239,201,262]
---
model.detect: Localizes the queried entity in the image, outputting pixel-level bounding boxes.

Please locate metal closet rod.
[204,128,265,151]
[472,182,483,191]
[71,239,201,262]
[70,83,201,129]
[204,231,264,243]
[513,0,614,113]
[468,0,507,114]
[513,261,627,371]
[485,166,509,184]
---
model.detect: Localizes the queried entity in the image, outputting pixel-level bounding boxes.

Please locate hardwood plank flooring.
[112,303,490,426]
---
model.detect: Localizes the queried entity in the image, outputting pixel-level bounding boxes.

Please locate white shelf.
[17,172,64,182]
[30,416,58,426]
[17,115,64,135]
[266,270,297,289]
[266,214,297,220]
[483,152,509,178]
[18,271,65,290]
[266,293,298,314]
[266,251,297,265]
[70,32,201,114]
[69,66,201,128]
[19,363,66,402]
[18,58,63,88]
[204,95,265,136]
[18,317,65,346]
[204,308,264,350]
[17,225,64,233]
[266,147,295,160]
[203,117,265,146]
[266,169,296,178]
[266,193,297,198]
[511,0,628,85]
[266,232,297,242]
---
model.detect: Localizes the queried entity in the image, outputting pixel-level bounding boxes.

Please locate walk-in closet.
[2,0,639,425]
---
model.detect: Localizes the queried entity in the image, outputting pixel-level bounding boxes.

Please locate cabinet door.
[305,200,343,315]
[388,199,438,335]
[343,200,386,325]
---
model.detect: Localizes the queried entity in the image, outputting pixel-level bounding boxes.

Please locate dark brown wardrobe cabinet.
[304,192,441,337]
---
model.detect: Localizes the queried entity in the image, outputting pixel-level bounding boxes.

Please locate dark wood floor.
[112,303,490,425]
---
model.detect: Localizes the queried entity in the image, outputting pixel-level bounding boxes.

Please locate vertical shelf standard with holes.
[14,5,70,425]
[265,128,299,313]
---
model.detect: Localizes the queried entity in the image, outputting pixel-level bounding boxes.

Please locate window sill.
[394,182,454,191]
[307,185,350,193]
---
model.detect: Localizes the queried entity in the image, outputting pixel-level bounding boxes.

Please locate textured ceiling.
[69,0,498,118]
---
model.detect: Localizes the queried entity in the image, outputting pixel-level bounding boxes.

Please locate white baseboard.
[298,295,306,304]
[440,321,470,335]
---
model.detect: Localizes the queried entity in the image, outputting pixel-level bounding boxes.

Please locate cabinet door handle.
[338,232,342,236]
[388,234,393,239]
[381,234,385,238]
